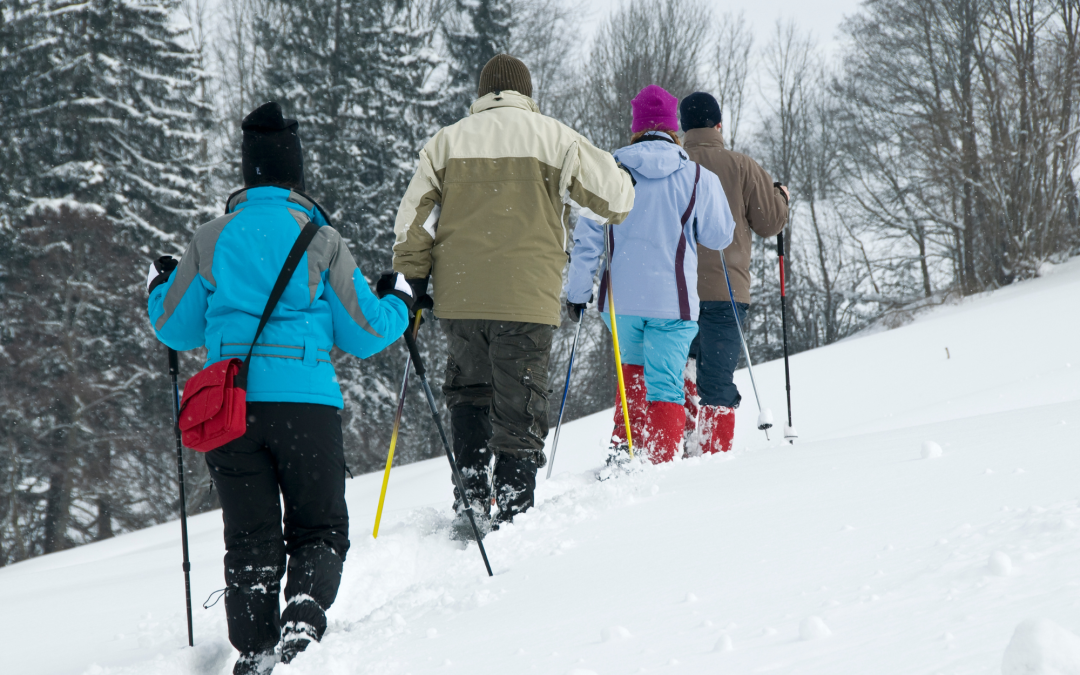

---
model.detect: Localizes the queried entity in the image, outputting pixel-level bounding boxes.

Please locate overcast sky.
[576,0,863,56]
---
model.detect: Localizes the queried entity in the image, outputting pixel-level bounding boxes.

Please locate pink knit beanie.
[631,85,679,133]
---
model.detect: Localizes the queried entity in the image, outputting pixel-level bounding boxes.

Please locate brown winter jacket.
[393,91,635,326]
[683,127,788,304]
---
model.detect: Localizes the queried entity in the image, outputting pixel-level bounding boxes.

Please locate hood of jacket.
[469,89,541,115]
[613,137,689,180]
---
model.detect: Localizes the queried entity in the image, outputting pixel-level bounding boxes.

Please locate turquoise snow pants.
[600,313,698,403]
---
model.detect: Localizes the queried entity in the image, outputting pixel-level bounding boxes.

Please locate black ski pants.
[205,402,349,656]
[440,319,552,520]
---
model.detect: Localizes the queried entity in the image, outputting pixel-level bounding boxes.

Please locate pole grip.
[169,348,179,376]
[777,231,785,257]
[402,323,426,378]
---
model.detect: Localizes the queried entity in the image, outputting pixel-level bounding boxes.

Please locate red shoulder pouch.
[179,358,247,452]
[173,220,319,453]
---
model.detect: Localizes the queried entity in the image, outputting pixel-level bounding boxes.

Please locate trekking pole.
[719,252,773,439]
[168,349,195,647]
[401,326,494,577]
[604,224,634,459]
[777,232,797,443]
[373,309,424,539]
[545,318,583,479]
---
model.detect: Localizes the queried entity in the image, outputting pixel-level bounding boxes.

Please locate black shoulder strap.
[236,221,320,389]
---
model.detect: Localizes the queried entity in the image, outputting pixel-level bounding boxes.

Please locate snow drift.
[4,259,1080,675]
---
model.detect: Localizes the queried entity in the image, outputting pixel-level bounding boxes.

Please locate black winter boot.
[233,651,277,675]
[279,543,343,663]
[449,405,494,512]
[493,453,538,526]
[224,582,282,659]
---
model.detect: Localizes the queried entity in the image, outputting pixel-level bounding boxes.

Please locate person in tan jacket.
[679,92,789,454]
[393,55,634,535]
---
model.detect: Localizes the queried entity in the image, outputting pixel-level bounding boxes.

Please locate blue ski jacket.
[566,136,736,321]
[148,186,408,408]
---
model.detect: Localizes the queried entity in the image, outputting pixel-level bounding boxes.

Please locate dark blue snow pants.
[688,300,749,408]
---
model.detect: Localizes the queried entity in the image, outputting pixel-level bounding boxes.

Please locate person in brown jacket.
[679,92,789,454]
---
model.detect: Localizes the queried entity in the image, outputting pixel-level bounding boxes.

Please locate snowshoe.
[448,505,492,542]
[233,651,277,675]
[280,622,318,665]
[596,443,643,481]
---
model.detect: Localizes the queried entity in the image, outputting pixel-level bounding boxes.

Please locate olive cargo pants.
[440,319,553,520]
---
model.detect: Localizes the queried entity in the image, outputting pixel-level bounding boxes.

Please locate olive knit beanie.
[478,54,533,98]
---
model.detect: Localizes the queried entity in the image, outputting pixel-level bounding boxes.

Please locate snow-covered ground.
[6,259,1080,675]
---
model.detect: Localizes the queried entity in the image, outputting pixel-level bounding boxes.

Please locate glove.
[146,256,178,294]
[774,181,790,205]
[407,277,434,311]
[566,295,591,323]
[376,271,414,310]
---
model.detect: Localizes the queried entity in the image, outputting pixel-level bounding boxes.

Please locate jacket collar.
[682,126,726,150]
[469,90,540,116]
[225,186,332,225]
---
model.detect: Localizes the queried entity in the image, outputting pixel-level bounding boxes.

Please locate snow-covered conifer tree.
[254,0,449,467]
[0,0,211,561]
[441,0,512,122]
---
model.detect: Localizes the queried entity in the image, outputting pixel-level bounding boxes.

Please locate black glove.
[376,271,415,310]
[774,181,790,205]
[407,277,434,311]
[146,255,178,294]
[566,295,591,323]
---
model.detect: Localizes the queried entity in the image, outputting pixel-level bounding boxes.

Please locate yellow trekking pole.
[604,224,634,459]
[373,309,423,538]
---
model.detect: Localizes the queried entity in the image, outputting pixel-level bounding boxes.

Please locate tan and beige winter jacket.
[393,91,635,326]
[683,127,788,304]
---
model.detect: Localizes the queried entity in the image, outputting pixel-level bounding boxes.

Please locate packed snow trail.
[4,260,1080,675]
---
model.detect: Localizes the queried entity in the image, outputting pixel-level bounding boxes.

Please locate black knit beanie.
[478,54,532,98]
[241,102,305,192]
[680,92,723,132]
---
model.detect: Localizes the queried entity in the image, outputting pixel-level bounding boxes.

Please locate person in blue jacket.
[146,102,412,675]
[565,85,736,464]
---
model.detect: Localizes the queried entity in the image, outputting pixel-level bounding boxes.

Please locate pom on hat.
[631,85,679,134]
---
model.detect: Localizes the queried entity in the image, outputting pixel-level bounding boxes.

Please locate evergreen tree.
[0,0,211,562]
[442,0,512,122]
[254,0,449,469]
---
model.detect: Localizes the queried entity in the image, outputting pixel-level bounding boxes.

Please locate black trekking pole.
[168,349,195,647]
[401,326,494,577]
[777,232,797,444]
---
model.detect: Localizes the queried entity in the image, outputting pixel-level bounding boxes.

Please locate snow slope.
[5,260,1080,675]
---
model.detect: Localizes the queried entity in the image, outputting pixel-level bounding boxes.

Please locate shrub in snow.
[800,616,833,640]
[922,441,944,459]
[1002,618,1080,675]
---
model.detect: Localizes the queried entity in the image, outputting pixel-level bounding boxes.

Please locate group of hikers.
[146,54,788,674]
